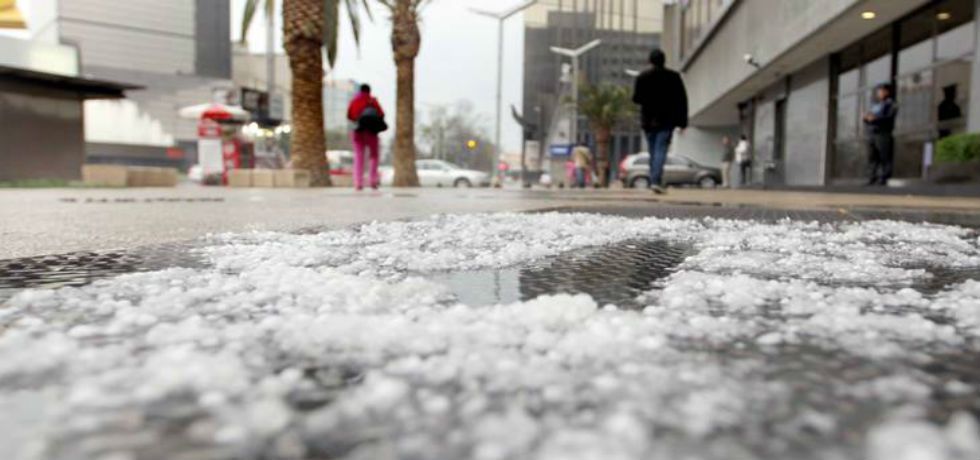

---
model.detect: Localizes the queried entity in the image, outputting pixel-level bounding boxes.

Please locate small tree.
[578,84,635,187]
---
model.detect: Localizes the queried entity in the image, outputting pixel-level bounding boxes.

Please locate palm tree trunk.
[595,127,612,188]
[283,0,330,186]
[390,0,420,187]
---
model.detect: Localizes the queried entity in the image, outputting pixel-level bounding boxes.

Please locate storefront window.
[937,0,976,60]
[836,93,860,140]
[831,0,975,182]
[938,22,975,60]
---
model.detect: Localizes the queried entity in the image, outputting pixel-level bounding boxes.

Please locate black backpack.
[356,106,388,134]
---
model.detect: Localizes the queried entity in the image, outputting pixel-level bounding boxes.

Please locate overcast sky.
[230,0,528,153]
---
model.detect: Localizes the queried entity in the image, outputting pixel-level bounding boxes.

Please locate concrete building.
[0,7,137,182]
[523,0,662,181]
[663,0,979,186]
[4,0,233,170]
[324,78,359,133]
[232,47,289,126]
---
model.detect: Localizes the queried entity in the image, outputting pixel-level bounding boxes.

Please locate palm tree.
[577,84,635,187]
[243,0,370,186]
[376,0,428,187]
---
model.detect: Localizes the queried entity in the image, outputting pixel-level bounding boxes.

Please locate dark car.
[619,153,722,189]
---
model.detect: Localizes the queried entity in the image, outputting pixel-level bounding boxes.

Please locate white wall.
[683,0,859,119]
[58,0,195,75]
[670,126,740,167]
[784,60,830,186]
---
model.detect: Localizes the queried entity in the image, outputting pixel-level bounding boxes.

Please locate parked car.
[619,153,721,189]
[381,160,490,187]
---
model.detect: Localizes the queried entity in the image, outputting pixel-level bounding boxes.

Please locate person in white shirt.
[734,135,752,186]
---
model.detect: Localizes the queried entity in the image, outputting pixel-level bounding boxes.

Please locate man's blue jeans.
[646,128,674,187]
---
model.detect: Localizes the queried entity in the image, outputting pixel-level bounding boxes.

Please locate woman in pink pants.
[346,84,388,190]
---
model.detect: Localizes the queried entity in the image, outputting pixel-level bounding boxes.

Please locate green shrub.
[936,133,980,163]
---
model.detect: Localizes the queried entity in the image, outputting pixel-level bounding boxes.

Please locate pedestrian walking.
[735,135,752,186]
[721,135,734,188]
[632,48,689,195]
[863,83,897,186]
[572,142,592,188]
[346,84,388,191]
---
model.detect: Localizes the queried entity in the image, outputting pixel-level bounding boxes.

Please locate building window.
[831,0,975,181]
[679,0,734,61]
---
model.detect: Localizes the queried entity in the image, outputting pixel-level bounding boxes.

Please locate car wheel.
[698,176,719,189]
[454,178,472,188]
[630,176,650,189]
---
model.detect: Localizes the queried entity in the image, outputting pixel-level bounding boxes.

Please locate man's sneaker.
[649,185,666,195]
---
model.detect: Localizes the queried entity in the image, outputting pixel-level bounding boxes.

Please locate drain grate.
[430,240,690,309]
[0,242,207,301]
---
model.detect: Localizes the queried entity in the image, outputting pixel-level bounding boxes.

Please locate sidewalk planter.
[273,169,311,188]
[227,169,253,188]
[126,167,152,187]
[82,165,177,187]
[82,165,128,187]
[929,161,980,183]
[127,167,178,187]
[252,169,276,188]
[931,133,980,183]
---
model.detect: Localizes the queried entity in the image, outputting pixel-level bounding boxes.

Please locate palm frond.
[240,0,261,44]
[344,0,363,49]
[578,84,635,130]
[324,0,340,67]
[241,0,276,45]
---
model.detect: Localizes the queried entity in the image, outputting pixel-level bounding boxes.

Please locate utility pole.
[265,0,276,113]
[470,0,538,183]
[511,104,537,188]
[550,39,602,146]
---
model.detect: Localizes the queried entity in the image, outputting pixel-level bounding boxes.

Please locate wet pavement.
[4,202,980,301]
[2,207,980,460]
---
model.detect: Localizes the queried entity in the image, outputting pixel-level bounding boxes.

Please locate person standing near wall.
[734,135,752,186]
[720,135,734,188]
[863,83,898,187]
[633,48,689,195]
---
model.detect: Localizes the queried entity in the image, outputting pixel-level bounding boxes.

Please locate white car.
[381,160,490,188]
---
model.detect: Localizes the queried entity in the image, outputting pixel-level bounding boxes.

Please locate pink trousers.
[351,131,380,189]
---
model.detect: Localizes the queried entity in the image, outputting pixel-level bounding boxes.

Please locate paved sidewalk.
[3,186,980,259]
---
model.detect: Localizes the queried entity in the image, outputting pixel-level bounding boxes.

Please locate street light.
[550,39,602,146]
[470,0,538,181]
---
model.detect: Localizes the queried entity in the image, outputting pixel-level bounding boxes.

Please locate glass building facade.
[832,0,975,181]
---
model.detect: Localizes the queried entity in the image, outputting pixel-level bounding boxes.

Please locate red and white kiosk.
[179,103,251,185]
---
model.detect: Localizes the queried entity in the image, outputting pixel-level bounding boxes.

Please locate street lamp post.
[550,39,602,146]
[470,0,538,183]
[511,104,538,188]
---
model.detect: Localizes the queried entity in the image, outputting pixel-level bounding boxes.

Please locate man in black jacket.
[863,83,898,186]
[633,48,689,194]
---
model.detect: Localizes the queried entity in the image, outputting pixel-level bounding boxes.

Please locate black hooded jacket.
[632,67,689,132]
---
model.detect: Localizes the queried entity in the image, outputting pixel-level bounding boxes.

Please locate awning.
[178,103,251,121]
[0,65,142,99]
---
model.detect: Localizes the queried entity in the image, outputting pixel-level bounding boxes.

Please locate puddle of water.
[428,240,690,309]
